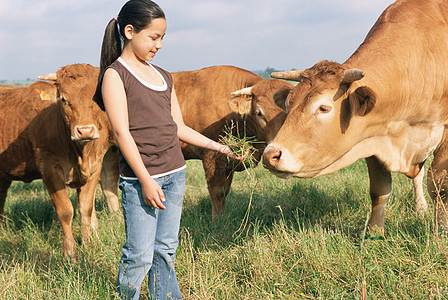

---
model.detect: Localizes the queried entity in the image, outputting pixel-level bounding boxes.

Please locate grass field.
[1,159,447,299]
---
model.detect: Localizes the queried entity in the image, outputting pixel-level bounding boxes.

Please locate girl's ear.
[123,24,134,40]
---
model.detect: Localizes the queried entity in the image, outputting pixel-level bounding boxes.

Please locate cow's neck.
[338,23,448,173]
[316,122,443,176]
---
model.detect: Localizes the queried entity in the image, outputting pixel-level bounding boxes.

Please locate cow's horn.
[342,69,365,83]
[231,87,253,96]
[270,70,303,81]
[38,72,57,81]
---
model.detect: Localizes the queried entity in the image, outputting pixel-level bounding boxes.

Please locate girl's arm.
[102,68,166,209]
[170,85,244,159]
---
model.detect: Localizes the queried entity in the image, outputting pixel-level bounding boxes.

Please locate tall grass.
[1,159,447,299]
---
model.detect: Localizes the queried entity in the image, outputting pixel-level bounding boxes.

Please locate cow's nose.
[262,146,282,169]
[73,125,98,140]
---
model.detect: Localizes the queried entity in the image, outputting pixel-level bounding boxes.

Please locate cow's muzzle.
[72,125,100,141]
[262,145,283,170]
[262,144,301,178]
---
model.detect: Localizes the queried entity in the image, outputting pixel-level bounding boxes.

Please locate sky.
[0,0,396,80]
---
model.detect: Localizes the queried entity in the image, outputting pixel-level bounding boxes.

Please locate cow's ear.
[349,86,376,116]
[30,82,58,102]
[272,86,292,111]
[228,97,252,115]
[39,87,58,102]
[40,90,52,101]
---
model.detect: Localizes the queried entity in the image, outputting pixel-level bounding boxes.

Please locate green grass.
[1,159,447,299]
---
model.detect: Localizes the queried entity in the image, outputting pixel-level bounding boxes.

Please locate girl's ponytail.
[93,18,122,110]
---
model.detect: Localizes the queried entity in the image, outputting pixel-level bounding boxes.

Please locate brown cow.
[0,83,120,214]
[99,146,120,212]
[171,65,293,220]
[263,0,445,234]
[0,64,111,256]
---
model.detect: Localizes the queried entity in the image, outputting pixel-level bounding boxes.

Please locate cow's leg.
[77,169,102,245]
[202,151,234,221]
[42,174,76,257]
[0,179,12,218]
[99,146,119,212]
[428,134,448,234]
[366,156,392,235]
[209,171,234,221]
[413,165,428,214]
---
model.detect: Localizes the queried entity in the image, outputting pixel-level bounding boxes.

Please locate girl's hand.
[141,177,166,209]
[218,145,249,162]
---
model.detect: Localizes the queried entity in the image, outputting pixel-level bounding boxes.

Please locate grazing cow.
[172,65,294,220]
[0,64,111,256]
[263,0,445,233]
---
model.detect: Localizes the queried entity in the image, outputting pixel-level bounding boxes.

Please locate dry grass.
[218,121,258,169]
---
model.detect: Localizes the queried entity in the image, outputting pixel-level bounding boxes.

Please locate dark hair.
[94,0,165,110]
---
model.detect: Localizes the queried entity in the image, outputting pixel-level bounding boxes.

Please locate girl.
[94,1,244,299]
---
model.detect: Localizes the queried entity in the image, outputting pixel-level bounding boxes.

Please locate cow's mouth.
[72,136,98,144]
[265,167,294,179]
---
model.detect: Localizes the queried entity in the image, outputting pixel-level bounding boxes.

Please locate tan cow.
[263,0,446,233]
[0,64,111,256]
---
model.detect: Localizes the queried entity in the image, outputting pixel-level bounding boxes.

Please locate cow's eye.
[255,108,265,120]
[61,97,71,107]
[314,105,332,115]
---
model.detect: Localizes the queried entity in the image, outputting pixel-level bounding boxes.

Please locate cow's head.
[262,60,376,178]
[38,64,103,144]
[228,79,293,145]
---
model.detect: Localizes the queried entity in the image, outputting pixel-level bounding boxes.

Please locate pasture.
[0,159,447,299]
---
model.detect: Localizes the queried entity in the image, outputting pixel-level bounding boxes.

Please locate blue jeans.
[117,169,186,300]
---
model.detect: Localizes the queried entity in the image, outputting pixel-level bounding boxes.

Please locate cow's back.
[347,0,448,120]
[173,65,262,135]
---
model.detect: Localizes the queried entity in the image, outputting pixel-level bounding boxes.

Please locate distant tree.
[256,67,299,82]
[256,67,299,79]
[257,67,281,79]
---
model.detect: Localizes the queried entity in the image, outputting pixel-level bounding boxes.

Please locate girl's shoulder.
[108,58,126,73]
[103,60,126,84]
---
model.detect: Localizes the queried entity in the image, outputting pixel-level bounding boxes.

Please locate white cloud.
[0,0,395,79]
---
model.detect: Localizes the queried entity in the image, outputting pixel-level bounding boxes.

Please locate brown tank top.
[108,58,185,177]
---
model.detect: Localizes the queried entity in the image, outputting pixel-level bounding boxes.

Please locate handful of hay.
[218,121,258,168]
[219,121,260,238]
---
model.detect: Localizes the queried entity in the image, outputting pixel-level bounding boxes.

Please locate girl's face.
[124,18,166,62]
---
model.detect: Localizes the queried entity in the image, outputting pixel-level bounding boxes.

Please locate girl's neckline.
[117,57,167,91]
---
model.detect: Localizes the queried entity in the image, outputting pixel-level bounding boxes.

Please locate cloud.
[0,0,395,79]
[0,0,118,79]
[159,0,394,72]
